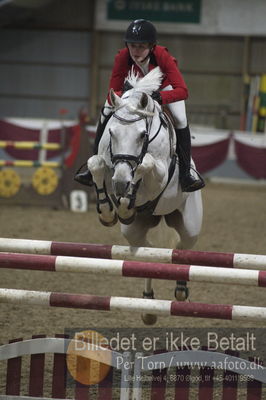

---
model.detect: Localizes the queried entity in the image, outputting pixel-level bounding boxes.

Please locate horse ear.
[109,88,123,108]
[139,93,148,109]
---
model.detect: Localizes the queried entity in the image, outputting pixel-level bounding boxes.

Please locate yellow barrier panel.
[0,169,21,198]
[32,167,59,195]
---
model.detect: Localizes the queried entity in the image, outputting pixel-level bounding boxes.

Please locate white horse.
[88,67,203,324]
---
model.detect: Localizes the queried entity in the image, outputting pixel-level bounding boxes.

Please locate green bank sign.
[107,0,201,23]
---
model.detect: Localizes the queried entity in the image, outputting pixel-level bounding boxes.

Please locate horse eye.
[109,129,113,137]
[140,131,146,139]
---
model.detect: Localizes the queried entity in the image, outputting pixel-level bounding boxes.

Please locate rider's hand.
[123,81,133,93]
[151,91,162,104]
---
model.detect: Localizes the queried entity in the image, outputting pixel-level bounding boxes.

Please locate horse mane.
[121,67,163,117]
[126,66,163,95]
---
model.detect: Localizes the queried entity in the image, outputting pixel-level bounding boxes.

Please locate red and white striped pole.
[0,237,265,269]
[0,288,266,322]
[0,252,266,287]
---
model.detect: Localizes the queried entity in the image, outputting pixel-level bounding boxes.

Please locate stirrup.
[180,174,205,192]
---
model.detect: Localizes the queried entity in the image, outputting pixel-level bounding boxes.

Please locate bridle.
[109,115,149,172]
[109,105,163,173]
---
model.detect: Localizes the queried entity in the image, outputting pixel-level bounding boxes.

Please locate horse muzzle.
[112,180,130,198]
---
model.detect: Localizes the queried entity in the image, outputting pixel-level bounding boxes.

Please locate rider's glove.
[151,91,162,104]
[123,81,133,93]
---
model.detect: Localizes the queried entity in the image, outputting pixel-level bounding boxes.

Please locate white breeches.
[161,85,187,129]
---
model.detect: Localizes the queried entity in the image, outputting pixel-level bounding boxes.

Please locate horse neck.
[148,110,173,158]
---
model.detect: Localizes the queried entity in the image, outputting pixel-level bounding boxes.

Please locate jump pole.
[0,252,266,288]
[1,288,266,322]
[0,161,61,168]
[0,237,266,270]
[0,141,61,150]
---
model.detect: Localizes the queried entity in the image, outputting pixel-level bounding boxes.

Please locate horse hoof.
[175,284,189,301]
[99,212,118,227]
[141,313,157,325]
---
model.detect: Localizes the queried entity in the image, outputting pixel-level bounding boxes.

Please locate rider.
[75,19,204,192]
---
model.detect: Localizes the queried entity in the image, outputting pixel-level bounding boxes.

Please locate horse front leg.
[133,153,166,192]
[87,155,117,227]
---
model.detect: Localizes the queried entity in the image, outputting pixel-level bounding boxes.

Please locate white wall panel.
[0,97,86,119]
[0,64,89,97]
[185,74,242,110]
[163,36,243,74]
[22,0,94,30]
[0,29,91,119]
[0,30,90,64]
[249,39,266,74]
[99,32,124,67]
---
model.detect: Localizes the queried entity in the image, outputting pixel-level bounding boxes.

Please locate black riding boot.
[176,126,205,192]
[74,114,110,187]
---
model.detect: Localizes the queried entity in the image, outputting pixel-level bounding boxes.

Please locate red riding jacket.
[108,45,188,105]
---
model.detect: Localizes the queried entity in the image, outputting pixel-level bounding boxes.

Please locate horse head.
[107,67,163,199]
[109,90,152,197]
